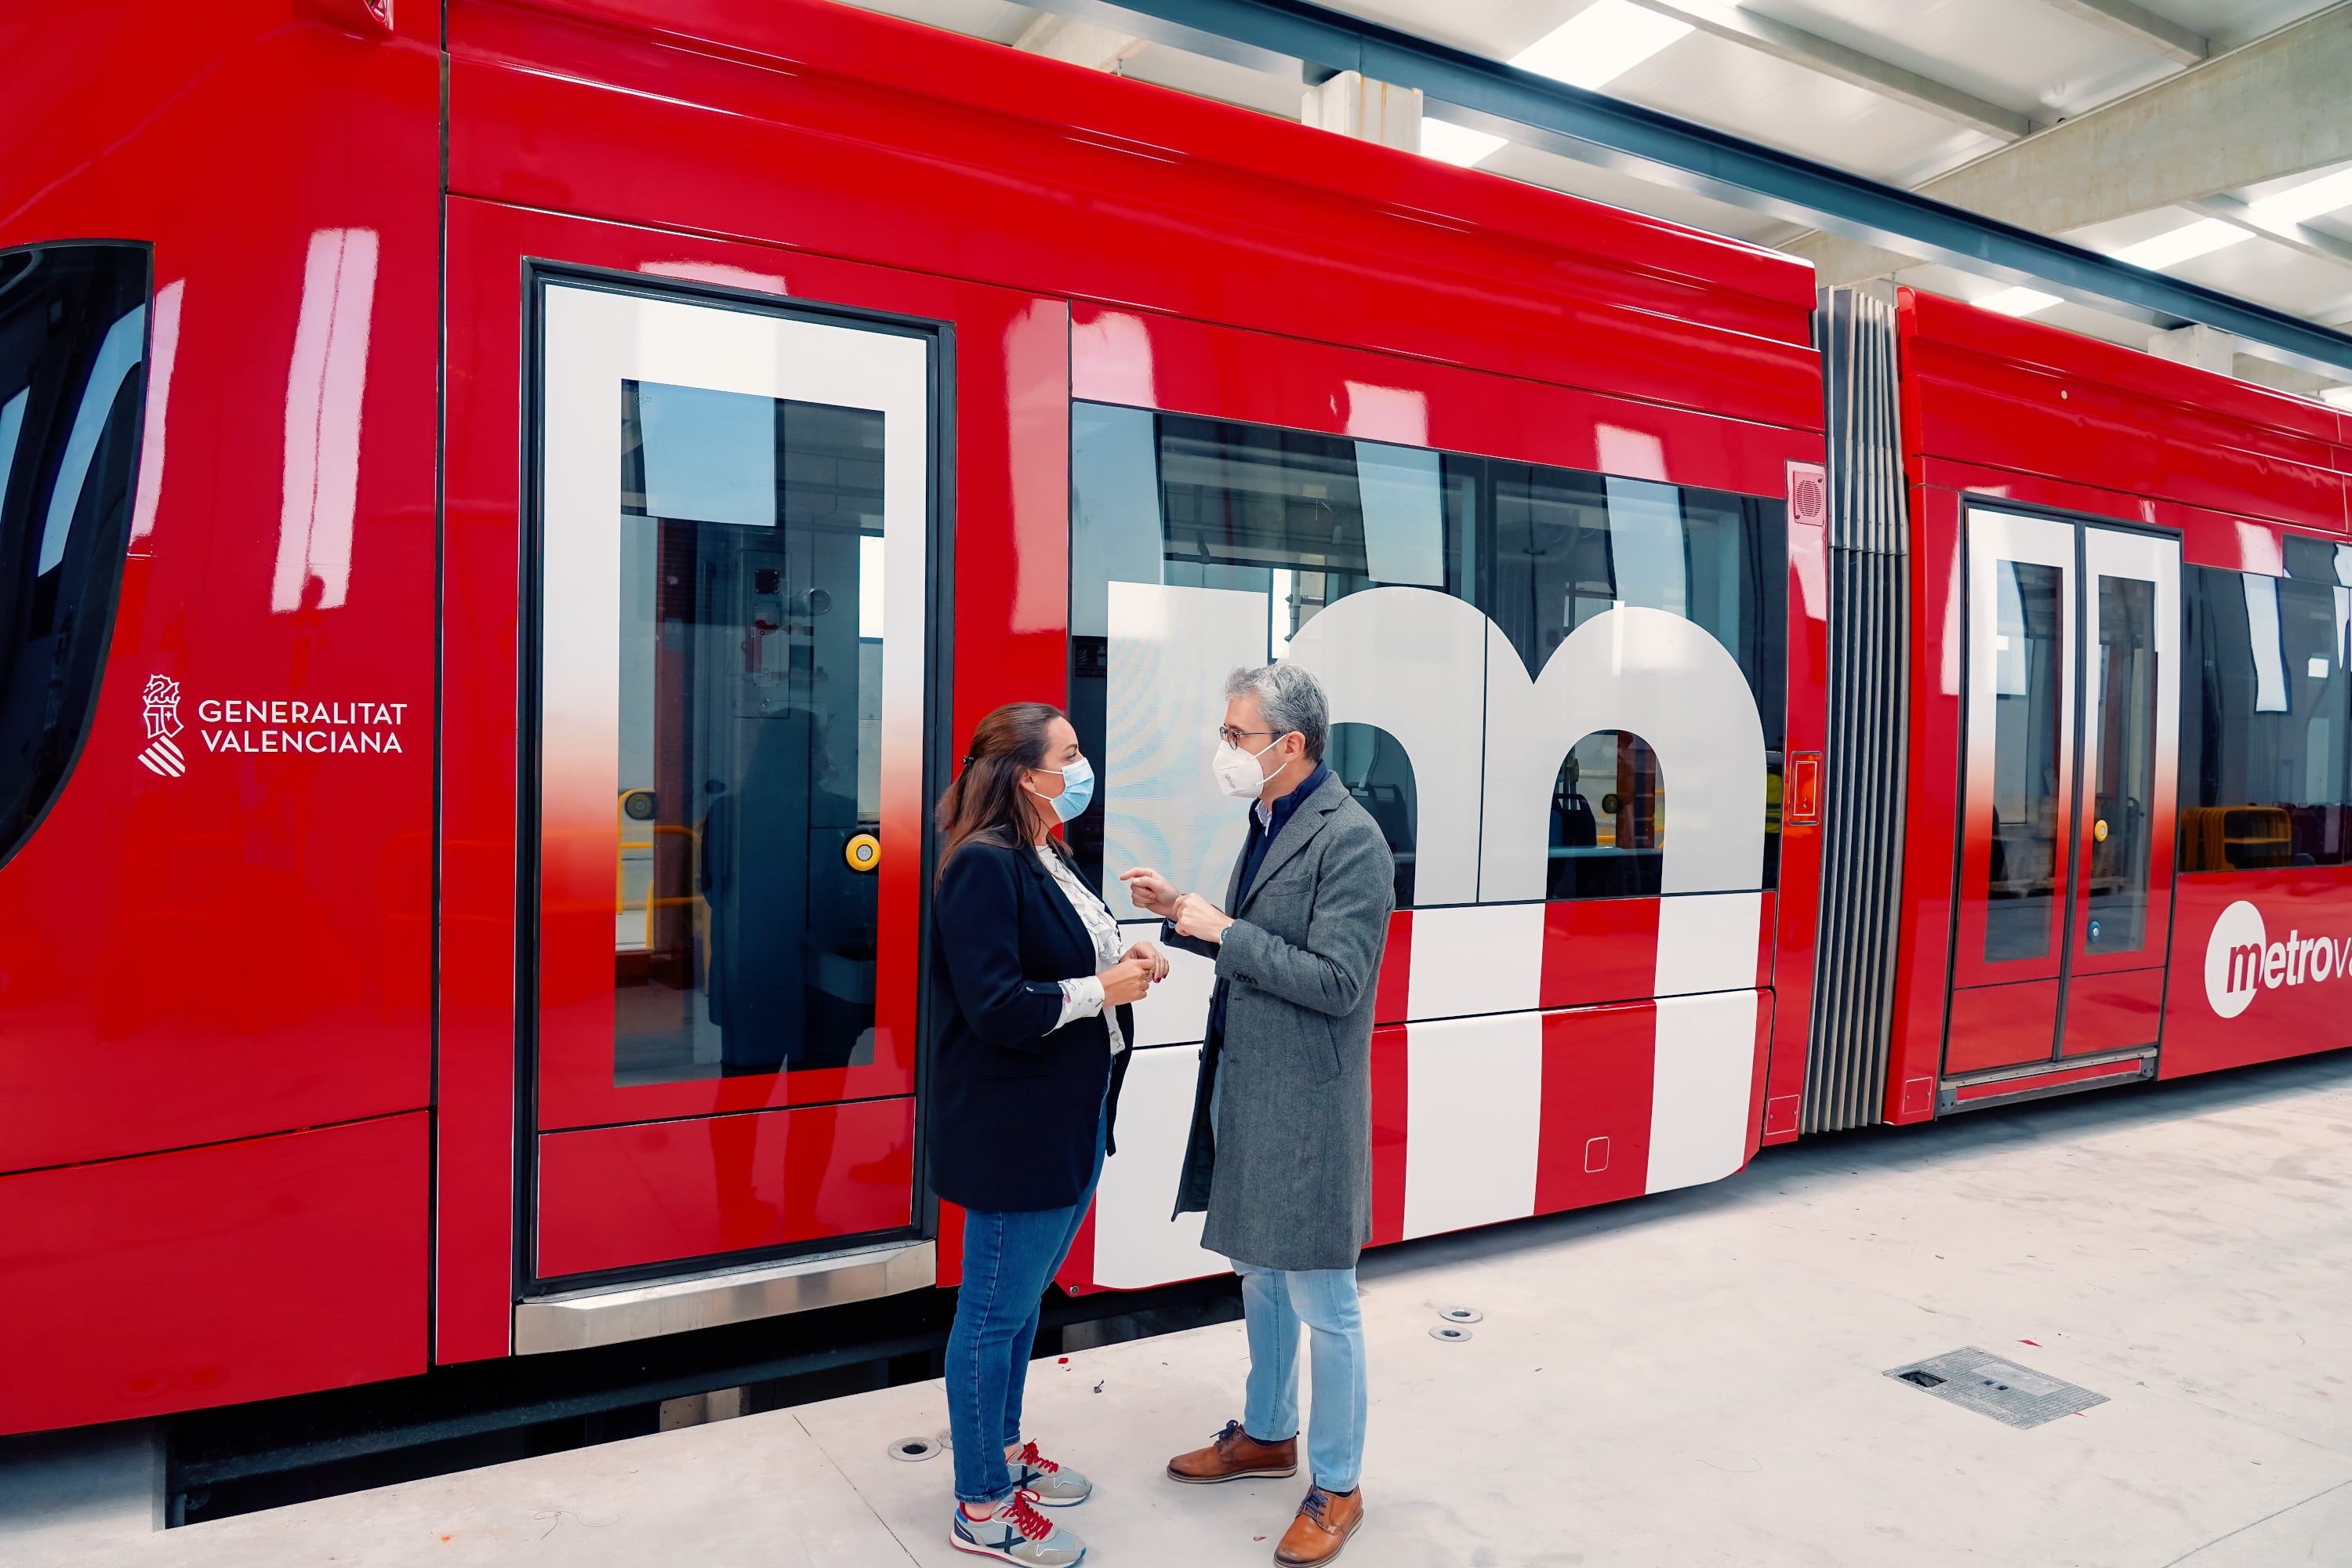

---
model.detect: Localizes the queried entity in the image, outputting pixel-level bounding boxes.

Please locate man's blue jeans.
[946,1105,1106,1504]
[1233,1260,1368,1494]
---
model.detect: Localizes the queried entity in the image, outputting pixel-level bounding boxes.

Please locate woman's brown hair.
[935,701,1065,879]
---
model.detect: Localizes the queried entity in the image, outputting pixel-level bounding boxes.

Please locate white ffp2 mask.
[1212,736,1280,799]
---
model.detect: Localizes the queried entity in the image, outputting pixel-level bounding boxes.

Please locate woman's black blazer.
[927,833,1131,1214]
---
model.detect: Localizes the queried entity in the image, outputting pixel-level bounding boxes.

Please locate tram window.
[1151,415,1476,637]
[1327,721,1416,906]
[1069,401,1785,903]
[0,245,148,870]
[1486,470,1784,890]
[612,381,884,1084]
[2281,532,2349,590]
[1487,463,1613,650]
[1984,561,2066,960]
[1486,473,1784,731]
[1549,731,1664,898]
[2084,575,2158,953]
[1067,405,1475,898]
[2180,559,2352,871]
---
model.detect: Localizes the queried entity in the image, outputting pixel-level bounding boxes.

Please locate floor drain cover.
[888,1436,942,1462]
[1440,1306,1483,1324]
[1882,1348,2107,1429]
[1429,1323,1473,1343]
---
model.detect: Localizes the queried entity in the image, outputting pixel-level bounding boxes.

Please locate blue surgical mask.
[1033,756,1095,822]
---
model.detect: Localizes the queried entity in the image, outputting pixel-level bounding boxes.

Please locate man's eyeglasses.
[1216,727,1283,749]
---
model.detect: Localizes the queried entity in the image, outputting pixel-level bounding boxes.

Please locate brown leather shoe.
[1165,1418,1298,1483]
[1273,1484,1363,1566]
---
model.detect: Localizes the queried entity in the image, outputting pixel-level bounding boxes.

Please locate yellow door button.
[844,832,880,873]
[2093,819,2108,842]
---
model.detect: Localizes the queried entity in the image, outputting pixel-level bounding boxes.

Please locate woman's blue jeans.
[946,1104,1107,1504]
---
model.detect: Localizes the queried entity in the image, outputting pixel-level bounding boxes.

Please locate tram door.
[526,277,934,1285]
[1944,507,2180,1080]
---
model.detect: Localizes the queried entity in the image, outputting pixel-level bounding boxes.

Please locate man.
[1121,662,1394,1567]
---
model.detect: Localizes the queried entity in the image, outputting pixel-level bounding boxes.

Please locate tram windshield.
[0,245,148,868]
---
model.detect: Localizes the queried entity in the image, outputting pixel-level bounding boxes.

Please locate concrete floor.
[13,1048,2352,1566]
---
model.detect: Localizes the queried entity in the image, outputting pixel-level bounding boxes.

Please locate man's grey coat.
[1167,773,1395,1272]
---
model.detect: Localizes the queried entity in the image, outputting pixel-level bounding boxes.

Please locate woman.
[930,702,1167,1566]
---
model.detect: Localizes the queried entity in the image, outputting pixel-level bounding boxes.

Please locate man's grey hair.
[1225,662,1329,763]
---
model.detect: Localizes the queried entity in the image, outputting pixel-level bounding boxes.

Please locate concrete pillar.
[1301,71,1423,153]
[2147,323,2238,375]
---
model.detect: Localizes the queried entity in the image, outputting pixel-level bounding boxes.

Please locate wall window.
[1069,401,1785,908]
[0,244,148,867]
[2180,538,2352,870]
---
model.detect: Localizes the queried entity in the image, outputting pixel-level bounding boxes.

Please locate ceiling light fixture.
[1424,0,1693,169]
[1979,286,2063,318]
[2107,217,2252,271]
[1512,0,1693,93]
[2250,166,2352,226]
[1974,183,2339,318]
[1421,122,1509,167]
[1411,0,1693,170]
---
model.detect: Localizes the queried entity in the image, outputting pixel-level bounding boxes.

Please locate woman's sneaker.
[1007,1439,1093,1505]
[950,1490,1087,1565]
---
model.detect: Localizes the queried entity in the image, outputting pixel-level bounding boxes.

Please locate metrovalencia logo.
[2204,899,2352,1018]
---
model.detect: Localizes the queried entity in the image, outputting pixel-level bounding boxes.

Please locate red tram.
[3,0,2347,1436]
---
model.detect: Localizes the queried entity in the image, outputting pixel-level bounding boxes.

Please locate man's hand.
[1122,940,1171,983]
[1171,891,1235,945]
[1119,866,1181,920]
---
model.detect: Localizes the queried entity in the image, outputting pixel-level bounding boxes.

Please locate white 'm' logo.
[2205,900,2267,1018]
[138,675,185,778]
